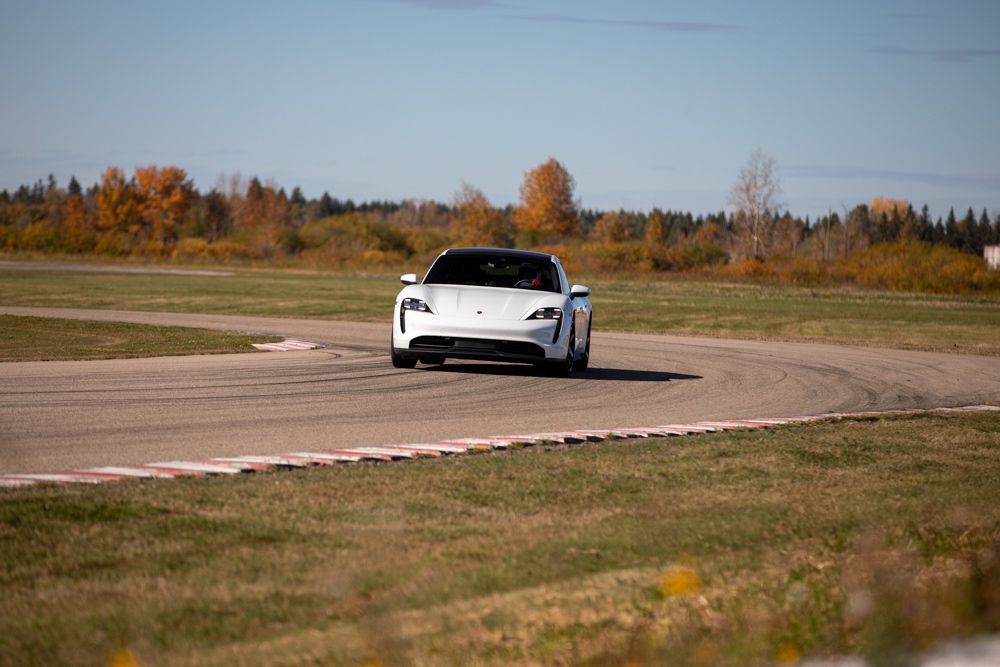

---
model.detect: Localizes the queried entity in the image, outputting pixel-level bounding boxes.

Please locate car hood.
[414,284,557,320]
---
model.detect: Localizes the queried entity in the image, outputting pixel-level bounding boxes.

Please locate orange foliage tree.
[590,210,632,243]
[869,196,916,243]
[134,165,193,251]
[61,186,92,250]
[513,158,580,239]
[233,177,288,256]
[869,197,909,220]
[96,167,139,236]
[644,209,666,246]
[451,182,509,247]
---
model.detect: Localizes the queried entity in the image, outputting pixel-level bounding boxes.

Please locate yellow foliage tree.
[869,196,909,220]
[513,158,579,238]
[591,211,632,243]
[451,182,509,247]
[870,196,917,242]
[233,177,288,256]
[61,189,92,250]
[687,220,727,249]
[134,165,193,250]
[96,167,139,235]
[644,209,665,246]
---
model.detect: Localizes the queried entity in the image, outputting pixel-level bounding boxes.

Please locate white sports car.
[391,247,592,375]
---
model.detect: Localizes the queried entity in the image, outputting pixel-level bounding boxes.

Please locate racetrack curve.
[2,306,999,475]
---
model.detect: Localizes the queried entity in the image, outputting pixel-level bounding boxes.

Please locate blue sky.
[2,0,998,221]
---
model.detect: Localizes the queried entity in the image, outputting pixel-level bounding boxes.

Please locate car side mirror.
[570,285,590,299]
[400,273,418,285]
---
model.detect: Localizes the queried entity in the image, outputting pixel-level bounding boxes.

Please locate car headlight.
[399,298,432,335]
[402,298,431,313]
[527,307,562,320]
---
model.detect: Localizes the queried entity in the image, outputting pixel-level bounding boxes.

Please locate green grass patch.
[0,314,283,361]
[1,410,998,666]
[2,265,999,356]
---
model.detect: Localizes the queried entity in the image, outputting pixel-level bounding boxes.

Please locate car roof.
[440,247,557,263]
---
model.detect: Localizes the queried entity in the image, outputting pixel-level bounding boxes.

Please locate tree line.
[1,158,998,273]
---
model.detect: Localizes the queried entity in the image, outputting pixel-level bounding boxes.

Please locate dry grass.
[1,410,998,666]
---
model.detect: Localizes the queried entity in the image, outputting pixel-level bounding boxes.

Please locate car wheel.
[576,318,591,372]
[390,338,417,369]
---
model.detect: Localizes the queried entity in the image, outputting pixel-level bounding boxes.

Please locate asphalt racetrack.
[3,306,1000,475]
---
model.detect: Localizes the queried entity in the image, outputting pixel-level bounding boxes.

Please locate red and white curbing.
[252,338,323,352]
[2,405,997,489]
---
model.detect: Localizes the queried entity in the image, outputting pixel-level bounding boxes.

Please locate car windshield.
[424,254,560,292]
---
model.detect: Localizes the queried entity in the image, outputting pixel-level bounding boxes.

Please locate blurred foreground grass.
[1,410,998,666]
[2,265,999,356]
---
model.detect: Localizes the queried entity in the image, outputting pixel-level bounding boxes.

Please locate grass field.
[2,261,999,666]
[0,314,282,362]
[1,411,998,666]
[2,264,999,356]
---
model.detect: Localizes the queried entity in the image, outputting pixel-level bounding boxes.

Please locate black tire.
[390,339,417,369]
[576,317,591,372]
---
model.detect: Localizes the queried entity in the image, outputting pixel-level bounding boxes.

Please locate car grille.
[409,336,545,358]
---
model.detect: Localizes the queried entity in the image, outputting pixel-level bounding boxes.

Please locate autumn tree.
[134,165,193,251]
[869,197,909,221]
[96,167,139,236]
[644,208,666,246]
[513,158,580,240]
[591,210,632,243]
[687,219,728,250]
[233,177,288,256]
[451,182,509,247]
[727,149,783,260]
[61,176,93,250]
[869,197,914,243]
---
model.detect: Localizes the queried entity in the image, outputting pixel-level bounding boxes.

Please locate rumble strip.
[1,406,996,488]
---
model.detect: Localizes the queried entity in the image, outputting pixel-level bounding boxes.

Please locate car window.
[424,255,559,292]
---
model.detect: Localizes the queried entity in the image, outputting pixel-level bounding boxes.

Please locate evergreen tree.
[900,203,916,240]
[958,207,979,255]
[944,209,959,248]
[918,205,933,242]
[67,176,82,197]
[317,192,345,217]
[978,208,993,248]
[203,190,231,241]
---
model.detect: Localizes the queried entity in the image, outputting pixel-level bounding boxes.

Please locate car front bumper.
[392,310,568,363]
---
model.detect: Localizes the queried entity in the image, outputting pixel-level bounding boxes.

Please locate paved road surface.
[3,306,999,475]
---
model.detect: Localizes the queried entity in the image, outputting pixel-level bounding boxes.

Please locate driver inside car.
[515,263,543,288]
